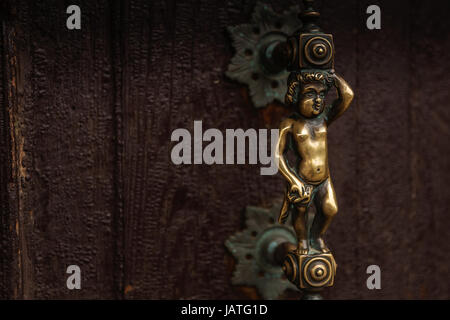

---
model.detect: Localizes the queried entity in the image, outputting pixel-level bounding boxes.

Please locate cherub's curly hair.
[285,71,334,105]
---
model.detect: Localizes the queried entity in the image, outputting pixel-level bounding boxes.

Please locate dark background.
[0,0,449,299]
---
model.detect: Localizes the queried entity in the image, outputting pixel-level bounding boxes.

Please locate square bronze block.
[298,33,335,70]
[297,252,337,289]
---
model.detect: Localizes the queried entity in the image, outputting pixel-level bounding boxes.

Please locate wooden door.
[0,0,449,299]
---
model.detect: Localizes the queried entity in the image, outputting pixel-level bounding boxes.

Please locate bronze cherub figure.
[276,70,354,255]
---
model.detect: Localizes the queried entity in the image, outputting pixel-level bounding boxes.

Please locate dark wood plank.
[408,0,450,299]
[2,0,121,299]
[353,0,413,299]
[0,3,18,299]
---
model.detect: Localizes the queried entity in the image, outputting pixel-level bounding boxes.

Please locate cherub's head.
[285,71,333,118]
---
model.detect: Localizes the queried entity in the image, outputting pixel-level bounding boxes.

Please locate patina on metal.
[227,0,354,300]
[225,204,297,300]
[226,3,301,108]
[274,0,354,299]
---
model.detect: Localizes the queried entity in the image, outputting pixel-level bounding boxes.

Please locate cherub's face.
[298,82,327,118]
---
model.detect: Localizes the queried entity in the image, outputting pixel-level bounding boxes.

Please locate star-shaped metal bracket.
[226,3,302,108]
[225,203,297,299]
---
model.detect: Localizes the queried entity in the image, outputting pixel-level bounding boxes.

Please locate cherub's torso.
[292,117,329,185]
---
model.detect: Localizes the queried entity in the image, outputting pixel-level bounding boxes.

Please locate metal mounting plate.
[226,3,302,108]
[225,203,297,299]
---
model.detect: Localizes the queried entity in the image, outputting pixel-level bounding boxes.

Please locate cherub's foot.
[296,240,308,255]
[316,237,330,253]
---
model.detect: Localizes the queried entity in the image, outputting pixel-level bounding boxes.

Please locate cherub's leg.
[311,179,338,253]
[292,205,308,255]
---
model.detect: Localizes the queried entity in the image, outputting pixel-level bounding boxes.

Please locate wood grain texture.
[0,4,16,299]
[0,0,449,299]
[120,0,282,299]
[1,0,122,299]
[407,0,450,299]
[353,0,413,299]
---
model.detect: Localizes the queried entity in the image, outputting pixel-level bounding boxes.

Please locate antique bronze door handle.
[227,0,354,300]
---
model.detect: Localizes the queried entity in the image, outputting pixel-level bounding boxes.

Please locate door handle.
[227,0,354,300]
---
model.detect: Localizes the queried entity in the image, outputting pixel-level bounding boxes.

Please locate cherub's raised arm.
[326,73,354,126]
[275,118,301,186]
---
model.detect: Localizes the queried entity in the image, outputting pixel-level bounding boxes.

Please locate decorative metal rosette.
[225,204,297,299]
[226,3,302,108]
